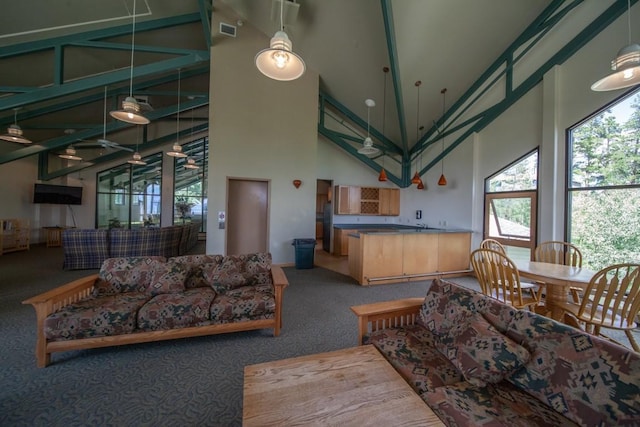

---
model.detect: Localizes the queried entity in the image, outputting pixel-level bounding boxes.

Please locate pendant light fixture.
[358,99,380,156]
[411,81,423,186]
[184,157,199,169]
[592,0,640,91]
[438,88,448,186]
[0,108,32,144]
[59,145,82,161]
[128,127,146,166]
[378,66,389,182]
[167,69,187,158]
[255,0,306,81]
[110,0,150,125]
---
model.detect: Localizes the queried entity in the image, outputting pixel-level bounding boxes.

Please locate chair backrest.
[470,248,529,308]
[579,263,640,328]
[534,241,582,267]
[480,238,506,254]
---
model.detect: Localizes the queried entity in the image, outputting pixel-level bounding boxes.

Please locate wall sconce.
[293,179,302,189]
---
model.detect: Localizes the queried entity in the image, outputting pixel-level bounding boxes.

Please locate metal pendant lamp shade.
[416,179,425,190]
[0,109,32,144]
[59,145,82,161]
[592,0,640,91]
[378,168,388,182]
[110,0,149,125]
[255,0,305,81]
[127,152,146,165]
[184,157,199,169]
[358,99,379,156]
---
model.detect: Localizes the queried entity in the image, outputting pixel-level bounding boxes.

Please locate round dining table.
[515,260,596,321]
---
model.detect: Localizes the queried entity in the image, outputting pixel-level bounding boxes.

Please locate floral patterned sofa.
[23,252,288,367]
[352,279,640,426]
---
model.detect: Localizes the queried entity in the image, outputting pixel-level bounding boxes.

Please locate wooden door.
[227,179,269,255]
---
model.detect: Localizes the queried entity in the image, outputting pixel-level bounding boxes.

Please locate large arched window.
[567,88,640,270]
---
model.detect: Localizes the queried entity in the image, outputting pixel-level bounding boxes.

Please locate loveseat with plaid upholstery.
[353,279,640,426]
[23,252,288,367]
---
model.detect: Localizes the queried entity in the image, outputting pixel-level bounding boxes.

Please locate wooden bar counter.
[348,228,472,285]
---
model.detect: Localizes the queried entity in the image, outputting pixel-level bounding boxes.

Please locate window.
[173,137,208,232]
[96,153,163,229]
[567,89,640,270]
[484,150,538,262]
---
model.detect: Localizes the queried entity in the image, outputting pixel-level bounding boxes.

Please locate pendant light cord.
[441,88,447,174]
[415,80,421,174]
[103,86,107,139]
[128,0,137,98]
[176,68,181,142]
[280,0,284,32]
[628,0,632,45]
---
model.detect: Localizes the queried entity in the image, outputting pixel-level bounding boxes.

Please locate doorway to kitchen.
[316,180,332,253]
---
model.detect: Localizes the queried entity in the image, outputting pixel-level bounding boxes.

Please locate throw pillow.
[146,261,188,296]
[417,280,475,337]
[437,314,531,387]
[204,256,251,293]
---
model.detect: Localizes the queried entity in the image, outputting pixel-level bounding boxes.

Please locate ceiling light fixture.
[128,127,146,166]
[59,145,82,161]
[378,66,389,182]
[358,99,380,156]
[438,88,448,186]
[411,81,423,187]
[167,69,187,158]
[255,0,306,81]
[591,0,640,91]
[0,108,32,144]
[110,0,150,124]
[184,157,199,169]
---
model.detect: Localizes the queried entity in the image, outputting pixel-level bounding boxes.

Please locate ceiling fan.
[75,87,134,152]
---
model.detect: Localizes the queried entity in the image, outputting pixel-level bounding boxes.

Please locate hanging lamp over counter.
[110,0,150,125]
[357,99,379,156]
[412,80,424,188]
[438,88,448,186]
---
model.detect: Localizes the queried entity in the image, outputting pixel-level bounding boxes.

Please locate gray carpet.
[1,245,481,427]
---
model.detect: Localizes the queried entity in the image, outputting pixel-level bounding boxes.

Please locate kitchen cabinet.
[348,230,471,285]
[334,186,360,215]
[333,227,357,255]
[378,188,400,216]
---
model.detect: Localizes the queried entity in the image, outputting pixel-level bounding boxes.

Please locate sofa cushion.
[44,293,151,341]
[146,261,188,295]
[137,288,217,331]
[244,252,273,285]
[425,380,578,427]
[366,325,465,396]
[62,229,109,270]
[93,257,166,296]
[437,314,530,387]
[417,279,476,337]
[210,284,274,322]
[204,255,253,293]
[505,310,640,427]
[170,254,224,289]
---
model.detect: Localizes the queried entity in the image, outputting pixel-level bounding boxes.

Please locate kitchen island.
[348,228,472,285]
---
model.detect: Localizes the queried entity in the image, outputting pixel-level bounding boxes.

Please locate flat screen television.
[33,183,83,205]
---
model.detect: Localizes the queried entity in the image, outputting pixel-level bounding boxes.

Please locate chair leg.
[625,330,640,352]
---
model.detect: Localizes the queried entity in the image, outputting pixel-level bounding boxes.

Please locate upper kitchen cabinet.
[334,186,399,216]
[378,188,400,216]
[334,185,361,215]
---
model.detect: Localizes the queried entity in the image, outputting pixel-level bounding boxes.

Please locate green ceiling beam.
[199,0,213,49]
[40,123,209,181]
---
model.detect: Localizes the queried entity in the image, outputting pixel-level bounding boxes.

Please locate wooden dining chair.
[479,238,542,301]
[535,241,583,303]
[470,248,540,311]
[557,263,640,352]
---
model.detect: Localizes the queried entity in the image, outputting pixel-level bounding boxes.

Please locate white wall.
[208,5,319,263]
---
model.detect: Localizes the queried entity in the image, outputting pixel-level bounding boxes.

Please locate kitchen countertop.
[333,223,472,237]
[333,224,422,230]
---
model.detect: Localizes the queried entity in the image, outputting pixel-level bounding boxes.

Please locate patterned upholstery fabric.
[137,288,216,331]
[244,252,273,285]
[62,229,109,270]
[159,226,183,258]
[366,325,464,396]
[505,310,640,426]
[170,254,224,289]
[93,257,166,296]
[146,261,188,295]
[44,293,151,340]
[437,314,530,387]
[109,228,163,258]
[210,284,275,322]
[426,380,578,426]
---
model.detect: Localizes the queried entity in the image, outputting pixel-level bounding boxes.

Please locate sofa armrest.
[351,298,424,345]
[270,265,288,336]
[22,274,98,367]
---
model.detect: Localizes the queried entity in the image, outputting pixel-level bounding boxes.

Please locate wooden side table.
[43,226,65,247]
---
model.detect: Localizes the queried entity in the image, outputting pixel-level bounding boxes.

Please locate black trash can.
[292,238,316,269]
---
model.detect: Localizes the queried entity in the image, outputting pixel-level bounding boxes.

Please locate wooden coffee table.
[243,345,444,426]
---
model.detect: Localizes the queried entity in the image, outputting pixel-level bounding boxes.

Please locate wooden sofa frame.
[351,298,424,344]
[23,265,289,368]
